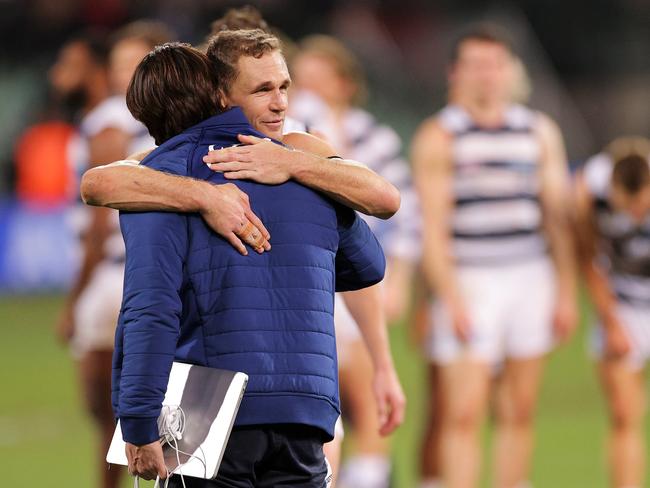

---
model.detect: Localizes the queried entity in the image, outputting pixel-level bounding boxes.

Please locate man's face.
[225,50,290,140]
[110,39,152,96]
[49,41,93,98]
[292,52,353,108]
[449,39,514,105]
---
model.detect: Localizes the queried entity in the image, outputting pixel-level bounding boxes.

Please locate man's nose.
[269,90,288,112]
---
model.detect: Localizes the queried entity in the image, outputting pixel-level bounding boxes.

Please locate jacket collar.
[153,107,252,152]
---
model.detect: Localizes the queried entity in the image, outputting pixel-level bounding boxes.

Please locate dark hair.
[449,23,514,64]
[205,29,281,94]
[126,43,222,145]
[612,153,650,195]
[209,5,270,36]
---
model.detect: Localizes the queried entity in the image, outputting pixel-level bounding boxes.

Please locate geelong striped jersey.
[438,103,546,265]
[289,90,421,263]
[583,153,650,305]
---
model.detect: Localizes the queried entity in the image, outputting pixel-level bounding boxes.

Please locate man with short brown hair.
[115,41,388,488]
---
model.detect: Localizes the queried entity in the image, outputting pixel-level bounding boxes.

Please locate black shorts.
[167,424,330,488]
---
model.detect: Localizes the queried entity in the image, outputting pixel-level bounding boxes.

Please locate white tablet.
[107,362,248,480]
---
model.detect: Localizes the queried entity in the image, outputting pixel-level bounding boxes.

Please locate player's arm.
[203,132,401,219]
[341,286,405,436]
[80,161,270,255]
[537,114,579,341]
[411,119,469,341]
[574,171,629,356]
[56,127,129,343]
[383,257,416,324]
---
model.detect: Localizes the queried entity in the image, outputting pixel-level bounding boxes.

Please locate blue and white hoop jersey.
[290,89,421,264]
[583,153,650,306]
[438,103,546,265]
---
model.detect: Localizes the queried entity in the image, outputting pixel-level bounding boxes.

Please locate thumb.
[157,459,168,480]
[237,133,268,145]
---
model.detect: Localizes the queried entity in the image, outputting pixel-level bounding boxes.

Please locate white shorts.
[334,293,362,367]
[71,261,124,358]
[427,257,556,365]
[591,301,650,370]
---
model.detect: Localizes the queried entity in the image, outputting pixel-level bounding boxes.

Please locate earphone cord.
[133,406,207,488]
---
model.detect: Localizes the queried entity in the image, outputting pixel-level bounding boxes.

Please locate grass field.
[1,294,648,487]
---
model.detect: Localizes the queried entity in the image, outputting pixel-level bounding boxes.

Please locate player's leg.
[419,363,444,488]
[493,355,546,488]
[79,349,121,488]
[337,338,390,488]
[439,357,491,488]
[598,357,646,488]
[74,263,125,488]
[431,266,500,488]
[494,257,556,487]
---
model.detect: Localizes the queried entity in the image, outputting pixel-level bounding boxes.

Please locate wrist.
[372,353,395,373]
[290,149,319,182]
[120,416,160,446]
[193,180,218,214]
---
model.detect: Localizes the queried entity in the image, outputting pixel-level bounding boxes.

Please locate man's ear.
[217,88,229,110]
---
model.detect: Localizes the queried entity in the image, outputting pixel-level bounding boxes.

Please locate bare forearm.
[583,260,618,327]
[341,286,394,370]
[421,223,462,308]
[547,219,578,299]
[81,163,209,212]
[292,151,400,219]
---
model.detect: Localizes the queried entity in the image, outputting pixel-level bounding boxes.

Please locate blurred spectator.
[14,32,110,206]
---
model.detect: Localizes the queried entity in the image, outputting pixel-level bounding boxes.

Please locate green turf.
[1,294,647,487]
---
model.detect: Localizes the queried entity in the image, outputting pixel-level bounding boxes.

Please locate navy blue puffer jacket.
[112,108,386,445]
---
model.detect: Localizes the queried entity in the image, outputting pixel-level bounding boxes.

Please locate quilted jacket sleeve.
[117,210,188,444]
[335,209,386,292]
[116,149,191,445]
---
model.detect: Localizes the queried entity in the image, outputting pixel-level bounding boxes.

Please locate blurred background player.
[412,25,577,488]
[415,53,534,488]
[290,35,421,488]
[54,20,171,488]
[576,137,650,488]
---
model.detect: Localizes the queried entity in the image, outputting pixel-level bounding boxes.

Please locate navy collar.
[190,106,251,131]
[153,107,252,153]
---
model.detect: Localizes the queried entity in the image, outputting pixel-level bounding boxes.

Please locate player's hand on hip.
[604,319,631,359]
[200,183,271,256]
[372,365,406,436]
[203,134,294,185]
[125,441,167,481]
